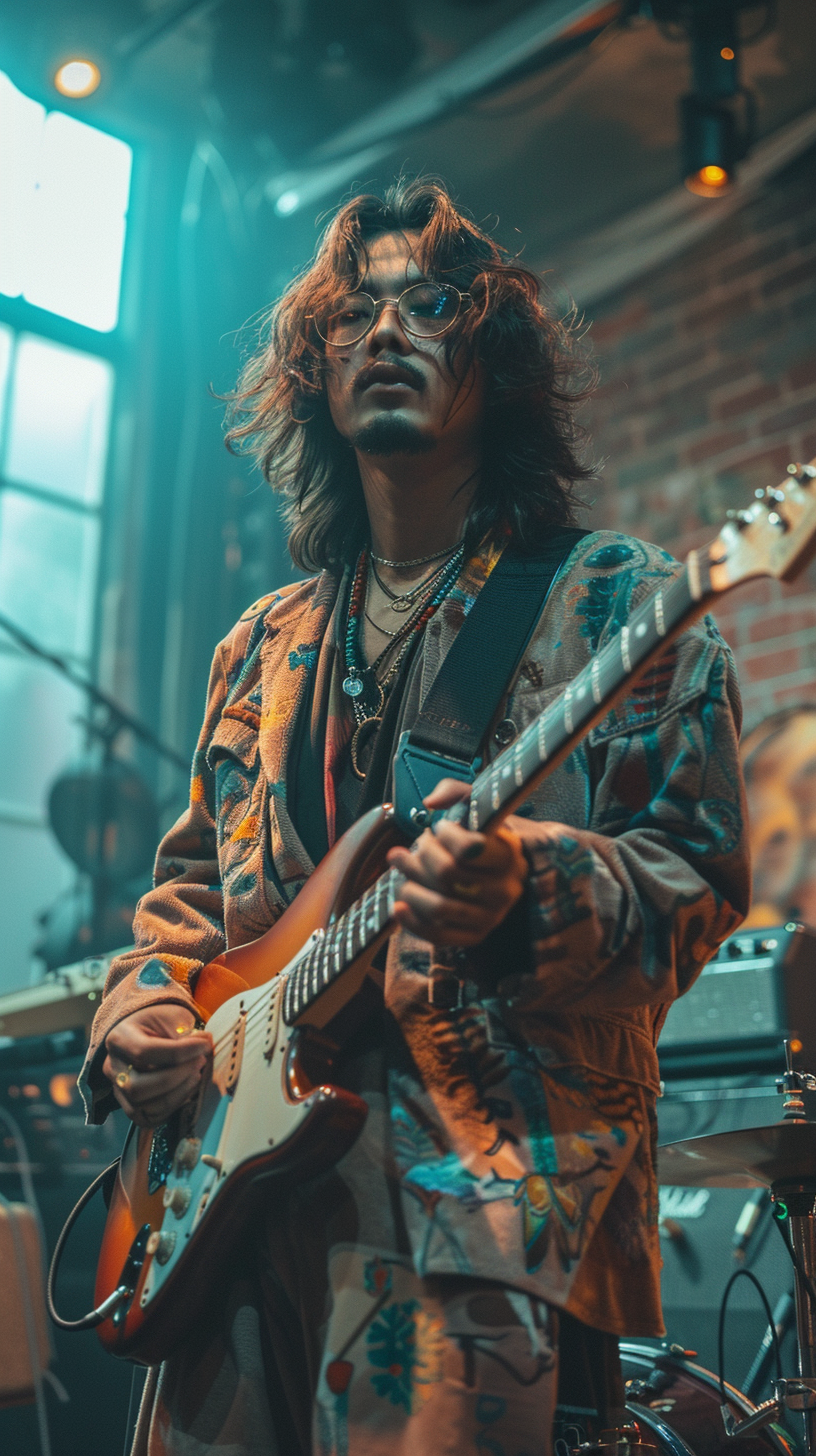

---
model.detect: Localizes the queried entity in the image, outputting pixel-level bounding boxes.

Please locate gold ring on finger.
[451,880,480,899]
[115,1064,133,1089]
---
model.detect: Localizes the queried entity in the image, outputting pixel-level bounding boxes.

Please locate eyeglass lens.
[318,283,460,345]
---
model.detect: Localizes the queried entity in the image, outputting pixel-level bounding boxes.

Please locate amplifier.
[658,922,816,1078]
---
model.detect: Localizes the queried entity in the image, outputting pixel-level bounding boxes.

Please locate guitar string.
[204,872,402,1060]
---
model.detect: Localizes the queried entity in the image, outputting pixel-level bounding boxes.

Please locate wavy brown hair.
[225,177,596,572]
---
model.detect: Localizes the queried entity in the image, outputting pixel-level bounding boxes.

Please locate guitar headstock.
[708,459,816,592]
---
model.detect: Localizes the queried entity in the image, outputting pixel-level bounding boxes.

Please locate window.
[0,72,132,989]
[0,71,132,331]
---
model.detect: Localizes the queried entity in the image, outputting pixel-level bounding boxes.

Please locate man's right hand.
[103,1004,213,1128]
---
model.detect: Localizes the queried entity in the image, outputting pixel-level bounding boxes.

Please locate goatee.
[352,415,434,456]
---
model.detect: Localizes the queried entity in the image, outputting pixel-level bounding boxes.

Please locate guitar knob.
[146,1230,177,1264]
[163,1184,192,1218]
[173,1138,201,1173]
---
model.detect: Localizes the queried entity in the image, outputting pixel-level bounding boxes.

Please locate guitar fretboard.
[282,548,710,1026]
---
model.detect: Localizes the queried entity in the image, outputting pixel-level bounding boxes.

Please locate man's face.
[323,231,484,460]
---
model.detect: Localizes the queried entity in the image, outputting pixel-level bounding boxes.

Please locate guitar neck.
[282,546,714,1026]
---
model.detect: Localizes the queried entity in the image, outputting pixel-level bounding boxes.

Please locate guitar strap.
[392,527,587,833]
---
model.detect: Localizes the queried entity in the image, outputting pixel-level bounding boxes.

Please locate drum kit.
[591,1040,816,1456]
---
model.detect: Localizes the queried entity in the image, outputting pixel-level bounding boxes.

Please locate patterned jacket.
[79,531,749,1336]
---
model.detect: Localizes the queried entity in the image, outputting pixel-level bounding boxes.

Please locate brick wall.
[582,145,816,730]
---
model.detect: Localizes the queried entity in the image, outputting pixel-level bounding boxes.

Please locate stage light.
[720,47,735,60]
[680,93,736,197]
[275,189,300,216]
[54,59,101,99]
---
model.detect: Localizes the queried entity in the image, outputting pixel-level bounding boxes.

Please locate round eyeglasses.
[310,282,472,347]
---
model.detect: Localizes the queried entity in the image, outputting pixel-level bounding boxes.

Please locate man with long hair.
[80,179,749,1454]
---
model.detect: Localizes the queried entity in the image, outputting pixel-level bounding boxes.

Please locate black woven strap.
[408,528,587,764]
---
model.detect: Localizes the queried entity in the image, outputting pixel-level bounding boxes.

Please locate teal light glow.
[3,335,113,506]
[0,70,132,332]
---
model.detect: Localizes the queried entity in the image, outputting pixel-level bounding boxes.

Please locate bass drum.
[620,1342,798,1456]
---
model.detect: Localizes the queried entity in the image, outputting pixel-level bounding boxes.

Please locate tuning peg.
[768,489,786,503]
[767,512,788,530]
[726,509,753,528]
[788,464,816,484]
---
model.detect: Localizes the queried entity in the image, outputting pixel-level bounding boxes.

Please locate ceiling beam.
[255,0,619,216]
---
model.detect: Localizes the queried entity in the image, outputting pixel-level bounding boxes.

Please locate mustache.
[353,354,425,395]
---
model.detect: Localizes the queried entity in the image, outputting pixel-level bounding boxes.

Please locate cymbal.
[658,1122,816,1188]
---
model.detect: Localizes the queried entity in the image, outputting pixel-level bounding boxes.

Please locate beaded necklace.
[342,544,465,779]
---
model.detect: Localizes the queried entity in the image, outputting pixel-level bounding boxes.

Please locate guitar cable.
[46,1158,123,1331]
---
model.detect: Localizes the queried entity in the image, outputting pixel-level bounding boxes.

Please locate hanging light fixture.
[53,58,102,98]
[650,0,768,198]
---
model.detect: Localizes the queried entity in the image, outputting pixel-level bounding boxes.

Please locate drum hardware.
[573,1425,659,1456]
[620,1341,793,1456]
[658,1040,816,1454]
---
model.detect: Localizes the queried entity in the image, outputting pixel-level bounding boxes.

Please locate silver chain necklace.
[370,539,463,569]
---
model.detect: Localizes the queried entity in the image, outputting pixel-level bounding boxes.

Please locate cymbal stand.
[722,1041,816,1455]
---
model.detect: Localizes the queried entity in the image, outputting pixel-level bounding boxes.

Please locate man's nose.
[366,301,411,353]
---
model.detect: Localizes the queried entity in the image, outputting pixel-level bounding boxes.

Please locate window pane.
[0,658,85,991]
[0,490,100,656]
[24,111,132,332]
[0,71,132,333]
[0,72,45,302]
[0,655,85,811]
[0,323,12,438]
[3,335,113,505]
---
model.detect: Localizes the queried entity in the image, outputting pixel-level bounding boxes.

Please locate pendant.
[342,671,364,698]
[389,597,414,613]
[350,717,382,780]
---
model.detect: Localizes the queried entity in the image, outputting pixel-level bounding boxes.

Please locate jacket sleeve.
[77,641,230,1124]
[499,617,750,1017]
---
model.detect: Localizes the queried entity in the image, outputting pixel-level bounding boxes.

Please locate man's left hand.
[386,777,528,947]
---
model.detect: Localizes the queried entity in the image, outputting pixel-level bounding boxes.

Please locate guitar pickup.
[225,1006,247,1094]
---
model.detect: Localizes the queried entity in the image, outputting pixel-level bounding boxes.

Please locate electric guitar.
[90,461,816,1364]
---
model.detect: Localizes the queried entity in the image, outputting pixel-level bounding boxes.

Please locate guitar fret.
[620,624,631,673]
[537,714,547,762]
[309,948,319,1000]
[345,908,355,963]
[590,655,602,703]
[655,590,665,636]
[564,684,574,735]
[687,549,702,601]
[513,738,524,787]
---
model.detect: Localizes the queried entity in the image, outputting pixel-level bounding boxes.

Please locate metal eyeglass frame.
[309,283,473,347]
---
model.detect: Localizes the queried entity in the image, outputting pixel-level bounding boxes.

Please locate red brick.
[747,609,816,644]
[725,444,795,480]
[770,682,816,711]
[742,646,802,681]
[762,257,816,300]
[686,293,757,335]
[715,383,780,422]
[729,577,778,611]
[787,356,816,392]
[684,429,747,466]
[764,398,816,435]
[590,301,650,348]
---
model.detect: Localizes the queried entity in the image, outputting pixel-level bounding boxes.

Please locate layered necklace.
[342,542,465,779]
